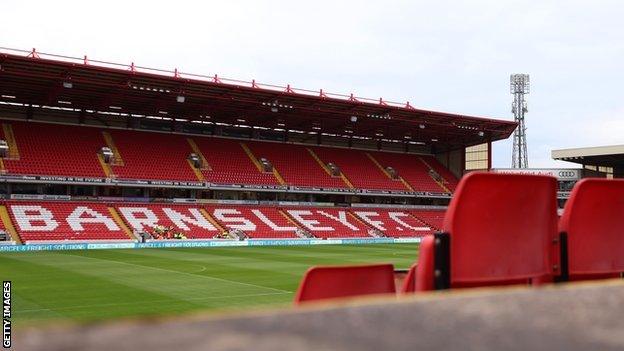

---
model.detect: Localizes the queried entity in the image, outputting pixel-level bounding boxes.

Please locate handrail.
[0,46,431,113]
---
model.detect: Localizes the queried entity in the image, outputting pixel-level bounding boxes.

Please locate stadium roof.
[552,144,624,168]
[0,47,516,151]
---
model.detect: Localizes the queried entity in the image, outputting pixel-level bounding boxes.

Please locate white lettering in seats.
[11,206,59,231]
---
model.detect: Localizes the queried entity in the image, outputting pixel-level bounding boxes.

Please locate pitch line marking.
[193,265,207,273]
[62,253,293,294]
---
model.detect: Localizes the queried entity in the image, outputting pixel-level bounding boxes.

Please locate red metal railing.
[0,47,417,110]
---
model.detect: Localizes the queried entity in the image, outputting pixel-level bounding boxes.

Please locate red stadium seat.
[115,203,220,239]
[411,209,445,231]
[414,172,559,291]
[0,119,462,193]
[294,264,396,304]
[370,152,455,193]
[109,130,199,182]
[351,208,434,238]
[1,121,107,178]
[399,263,419,293]
[8,201,130,242]
[204,206,299,239]
[312,146,408,192]
[558,178,624,281]
[195,138,280,187]
[247,142,348,190]
[421,155,459,191]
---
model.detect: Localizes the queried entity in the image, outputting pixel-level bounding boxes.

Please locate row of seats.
[294,174,624,303]
[246,142,347,189]
[1,122,106,178]
[424,156,459,191]
[370,152,448,193]
[3,201,445,242]
[0,120,457,192]
[109,130,198,181]
[312,146,408,191]
[6,201,129,242]
[411,210,445,230]
[196,138,278,186]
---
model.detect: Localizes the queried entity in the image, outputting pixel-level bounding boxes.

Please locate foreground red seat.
[400,263,418,293]
[414,172,559,291]
[558,178,624,281]
[294,264,396,304]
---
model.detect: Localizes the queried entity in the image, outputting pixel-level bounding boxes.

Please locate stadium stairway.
[350,209,434,238]
[184,138,210,182]
[410,210,444,231]
[186,138,211,171]
[199,208,226,234]
[278,209,315,238]
[101,131,124,166]
[345,211,388,238]
[97,154,114,178]
[107,130,201,182]
[0,119,461,193]
[0,204,21,243]
[405,212,434,232]
[194,138,279,186]
[365,153,414,191]
[339,172,355,189]
[8,201,131,242]
[428,156,460,191]
[283,208,377,239]
[0,201,444,242]
[187,159,206,182]
[306,147,354,189]
[107,207,137,240]
[240,142,286,185]
[312,146,407,192]
[98,131,122,178]
[2,123,20,160]
[245,142,349,190]
[418,156,457,193]
[201,206,299,239]
[114,204,223,239]
[368,151,445,193]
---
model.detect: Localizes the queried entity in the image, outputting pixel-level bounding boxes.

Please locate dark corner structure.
[552,145,624,179]
[0,47,516,178]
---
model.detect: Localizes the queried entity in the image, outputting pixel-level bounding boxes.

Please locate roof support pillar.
[26,105,33,120]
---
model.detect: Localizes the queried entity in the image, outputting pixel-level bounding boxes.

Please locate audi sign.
[491,168,580,180]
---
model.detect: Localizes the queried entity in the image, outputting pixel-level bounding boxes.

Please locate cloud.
[2,0,623,170]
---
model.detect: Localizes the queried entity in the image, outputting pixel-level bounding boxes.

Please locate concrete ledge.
[16,279,624,351]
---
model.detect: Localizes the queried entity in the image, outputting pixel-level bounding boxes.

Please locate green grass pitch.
[0,243,418,326]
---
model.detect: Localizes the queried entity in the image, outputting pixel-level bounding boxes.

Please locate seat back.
[400,263,419,293]
[559,178,624,280]
[294,264,396,304]
[415,172,558,290]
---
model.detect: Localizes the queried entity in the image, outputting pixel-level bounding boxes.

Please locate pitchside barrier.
[0,237,421,252]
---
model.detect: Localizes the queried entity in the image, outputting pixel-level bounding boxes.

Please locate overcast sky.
[3,1,623,168]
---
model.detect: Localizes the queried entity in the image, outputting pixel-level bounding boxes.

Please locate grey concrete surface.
[15,280,624,351]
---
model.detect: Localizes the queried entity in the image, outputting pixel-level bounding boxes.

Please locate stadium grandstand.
[2,47,624,351]
[552,144,624,178]
[0,47,516,245]
[5,0,624,347]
